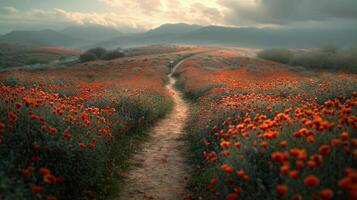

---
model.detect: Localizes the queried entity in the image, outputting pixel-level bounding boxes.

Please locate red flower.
[32,184,43,194]
[79,143,87,149]
[226,193,238,200]
[221,164,233,174]
[319,145,331,155]
[341,132,349,140]
[47,196,58,200]
[44,174,57,184]
[39,167,51,177]
[304,175,320,187]
[276,184,288,197]
[320,188,334,200]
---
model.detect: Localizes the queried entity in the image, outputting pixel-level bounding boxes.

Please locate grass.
[0,45,199,200]
[176,49,357,200]
[258,47,357,73]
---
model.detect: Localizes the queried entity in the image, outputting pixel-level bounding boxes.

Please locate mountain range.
[0,23,356,49]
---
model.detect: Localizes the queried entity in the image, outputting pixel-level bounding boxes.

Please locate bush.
[79,52,97,63]
[79,48,125,63]
[87,47,107,59]
[102,50,124,60]
[257,49,293,64]
[258,47,357,73]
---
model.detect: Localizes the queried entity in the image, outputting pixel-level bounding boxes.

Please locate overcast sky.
[0,0,356,34]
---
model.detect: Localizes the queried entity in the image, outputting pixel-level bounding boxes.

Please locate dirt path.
[117,59,190,200]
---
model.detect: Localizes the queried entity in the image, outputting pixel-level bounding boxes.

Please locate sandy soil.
[117,60,190,200]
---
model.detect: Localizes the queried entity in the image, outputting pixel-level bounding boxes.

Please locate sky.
[0,0,357,34]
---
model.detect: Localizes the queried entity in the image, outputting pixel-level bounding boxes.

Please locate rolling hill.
[94,23,357,49]
[61,25,122,43]
[1,23,357,49]
[0,30,87,48]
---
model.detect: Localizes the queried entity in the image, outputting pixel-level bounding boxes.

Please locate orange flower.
[79,143,87,149]
[320,188,334,200]
[221,164,233,174]
[210,178,217,185]
[44,174,57,184]
[220,140,231,149]
[47,196,57,200]
[341,132,349,140]
[280,141,287,148]
[20,166,34,177]
[318,145,331,155]
[226,193,237,200]
[304,175,320,187]
[308,160,316,169]
[32,184,43,194]
[39,167,51,177]
[276,184,288,197]
[261,141,268,149]
[289,170,299,179]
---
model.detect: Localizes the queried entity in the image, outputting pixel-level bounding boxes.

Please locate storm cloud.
[219,0,357,27]
[0,0,356,34]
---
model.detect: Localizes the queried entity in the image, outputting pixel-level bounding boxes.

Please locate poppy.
[276,184,288,197]
[304,175,320,187]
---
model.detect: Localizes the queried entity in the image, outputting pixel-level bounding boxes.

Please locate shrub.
[258,47,357,73]
[102,50,124,60]
[257,49,293,64]
[79,52,97,63]
[79,48,125,63]
[87,47,107,59]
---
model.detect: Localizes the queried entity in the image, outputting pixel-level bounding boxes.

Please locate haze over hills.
[86,23,357,49]
[0,29,86,48]
[1,23,357,49]
[61,25,122,43]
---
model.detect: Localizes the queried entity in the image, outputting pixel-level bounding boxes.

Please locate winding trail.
[117,59,190,200]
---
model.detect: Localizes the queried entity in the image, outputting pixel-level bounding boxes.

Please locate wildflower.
[320,188,334,200]
[32,184,43,194]
[226,193,237,200]
[44,174,57,184]
[319,145,331,155]
[210,178,217,185]
[47,196,57,200]
[276,184,288,197]
[289,170,299,179]
[221,164,233,174]
[79,143,87,149]
[341,132,349,140]
[304,175,320,187]
[39,167,51,176]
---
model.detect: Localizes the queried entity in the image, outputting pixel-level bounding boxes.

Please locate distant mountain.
[93,23,203,48]
[2,23,356,49]
[94,23,357,49]
[0,30,86,48]
[175,26,357,48]
[61,25,121,43]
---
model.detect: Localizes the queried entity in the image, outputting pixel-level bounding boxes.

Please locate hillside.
[0,43,80,69]
[61,25,122,43]
[0,30,87,47]
[95,24,357,49]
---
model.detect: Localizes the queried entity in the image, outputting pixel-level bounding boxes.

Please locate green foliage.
[87,47,107,59]
[102,50,125,60]
[80,47,125,63]
[257,49,293,64]
[79,52,97,63]
[258,47,357,73]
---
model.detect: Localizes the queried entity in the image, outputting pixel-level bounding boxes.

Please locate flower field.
[0,46,201,200]
[175,50,357,200]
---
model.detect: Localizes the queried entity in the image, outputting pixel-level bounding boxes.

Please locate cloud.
[1,6,18,14]
[219,0,357,26]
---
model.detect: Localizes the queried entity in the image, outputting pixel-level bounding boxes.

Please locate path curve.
[117,59,190,200]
